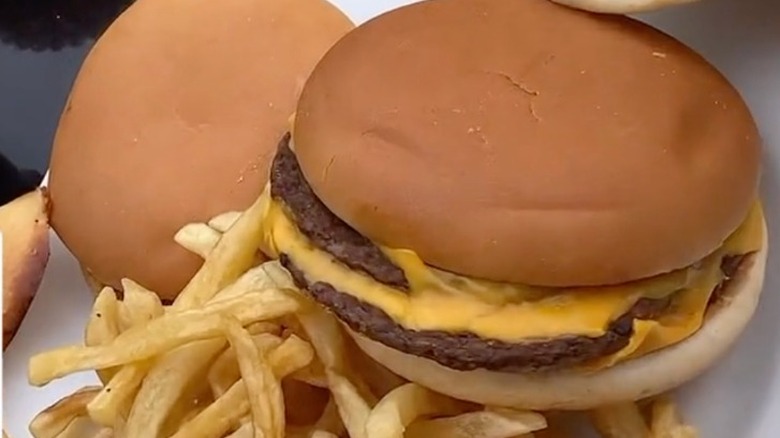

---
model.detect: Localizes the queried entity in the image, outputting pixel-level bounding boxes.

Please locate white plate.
[4,0,779,436]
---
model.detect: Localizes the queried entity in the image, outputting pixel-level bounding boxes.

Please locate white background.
[4,0,780,436]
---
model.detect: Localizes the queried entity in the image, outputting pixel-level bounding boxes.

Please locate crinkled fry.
[28,290,298,385]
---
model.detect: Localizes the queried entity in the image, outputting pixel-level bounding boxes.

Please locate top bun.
[293,0,760,287]
[49,0,353,300]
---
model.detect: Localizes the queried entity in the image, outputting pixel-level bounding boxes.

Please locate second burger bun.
[294,0,761,288]
[48,0,354,300]
[350,220,768,410]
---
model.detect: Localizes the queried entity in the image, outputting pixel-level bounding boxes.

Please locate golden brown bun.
[49,0,354,300]
[350,219,768,410]
[294,0,760,287]
[1,189,51,349]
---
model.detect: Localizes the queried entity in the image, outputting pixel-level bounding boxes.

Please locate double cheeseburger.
[262,0,767,410]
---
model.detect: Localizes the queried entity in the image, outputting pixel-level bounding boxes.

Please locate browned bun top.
[293,0,761,287]
[49,0,353,300]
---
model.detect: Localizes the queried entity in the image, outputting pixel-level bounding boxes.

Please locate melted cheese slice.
[261,191,764,367]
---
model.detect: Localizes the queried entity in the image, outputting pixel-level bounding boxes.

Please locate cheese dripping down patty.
[259,184,764,369]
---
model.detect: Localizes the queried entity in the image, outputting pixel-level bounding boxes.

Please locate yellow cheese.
[261,190,764,366]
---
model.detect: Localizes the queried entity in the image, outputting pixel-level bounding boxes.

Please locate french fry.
[29,386,101,438]
[650,397,698,438]
[174,223,221,258]
[314,396,346,435]
[172,190,269,310]
[289,357,329,388]
[123,339,226,438]
[208,211,242,233]
[56,416,108,438]
[405,408,548,438]
[225,422,253,438]
[84,288,121,383]
[208,334,283,397]
[297,306,375,401]
[28,290,298,385]
[93,261,292,427]
[171,335,314,438]
[223,317,285,438]
[86,362,149,427]
[365,383,472,438]
[118,279,164,331]
[326,370,372,438]
[590,402,650,438]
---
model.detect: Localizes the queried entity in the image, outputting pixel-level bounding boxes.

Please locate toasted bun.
[550,0,697,13]
[349,220,768,410]
[294,0,760,287]
[49,0,353,300]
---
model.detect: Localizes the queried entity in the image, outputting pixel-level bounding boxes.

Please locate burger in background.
[47,0,354,301]
[264,0,766,410]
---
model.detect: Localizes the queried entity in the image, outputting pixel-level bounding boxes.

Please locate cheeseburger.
[262,0,767,410]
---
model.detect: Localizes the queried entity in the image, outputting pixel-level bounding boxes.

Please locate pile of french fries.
[25,191,699,438]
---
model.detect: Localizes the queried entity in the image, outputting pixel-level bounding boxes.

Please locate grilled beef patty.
[270,133,409,290]
[270,134,748,372]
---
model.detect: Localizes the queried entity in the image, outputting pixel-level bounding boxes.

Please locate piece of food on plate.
[47,0,354,301]
[1,188,51,349]
[261,0,766,410]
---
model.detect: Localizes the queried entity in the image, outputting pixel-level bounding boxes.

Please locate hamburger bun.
[294,0,760,288]
[348,219,768,409]
[48,0,354,300]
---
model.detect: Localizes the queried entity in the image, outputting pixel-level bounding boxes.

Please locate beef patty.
[269,134,749,372]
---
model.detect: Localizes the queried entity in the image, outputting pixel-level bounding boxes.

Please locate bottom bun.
[349,222,768,410]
